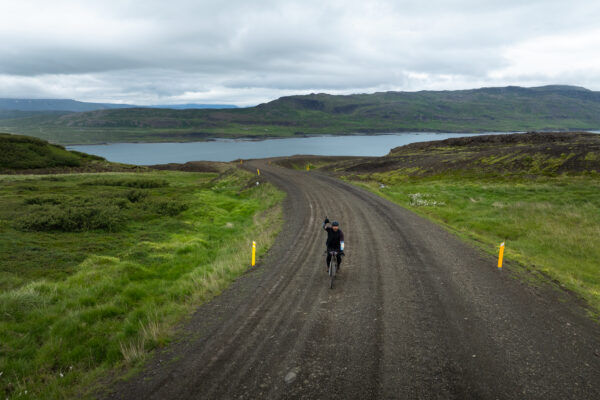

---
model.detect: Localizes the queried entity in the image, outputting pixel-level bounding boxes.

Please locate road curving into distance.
[106,160,600,400]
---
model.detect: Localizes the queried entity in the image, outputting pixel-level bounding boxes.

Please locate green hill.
[327,131,600,178]
[0,133,135,173]
[3,85,600,144]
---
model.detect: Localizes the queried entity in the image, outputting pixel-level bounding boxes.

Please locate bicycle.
[328,250,340,289]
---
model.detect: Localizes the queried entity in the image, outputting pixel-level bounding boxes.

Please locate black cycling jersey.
[323,224,344,250]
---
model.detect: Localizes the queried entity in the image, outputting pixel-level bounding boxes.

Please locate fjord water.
[68,132,514,165]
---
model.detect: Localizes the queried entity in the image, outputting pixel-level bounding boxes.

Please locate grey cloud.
[0,0,599,105]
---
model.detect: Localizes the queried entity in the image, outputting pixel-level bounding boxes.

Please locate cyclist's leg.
[336,254,342,269]
[326,252,332,269]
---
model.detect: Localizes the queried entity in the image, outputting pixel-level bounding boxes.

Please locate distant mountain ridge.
[0,98,238,112]
[2,85,600,144]
[148,104,238,110]
[0,99,132,112]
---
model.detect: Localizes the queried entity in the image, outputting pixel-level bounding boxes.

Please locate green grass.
[0,168,284,398]
[0,133,101,170]
[351,174,600,317]
[0,133,138,174]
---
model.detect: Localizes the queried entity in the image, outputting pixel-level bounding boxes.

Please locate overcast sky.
[1,0,600,106]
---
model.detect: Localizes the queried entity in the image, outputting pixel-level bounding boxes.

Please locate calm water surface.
[68,132,518,165]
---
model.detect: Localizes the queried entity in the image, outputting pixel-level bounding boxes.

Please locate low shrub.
[126,189,148,203]
[18,204,124,232]
[17,185,38,191]
[148,199,188,216]
[82,178,169,188]
[23,195,63,205]
[40,176,66,182]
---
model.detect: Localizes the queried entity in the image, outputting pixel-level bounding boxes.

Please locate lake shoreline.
[64,130,529,147]
[66,131,598,165]
[66,132,523,165]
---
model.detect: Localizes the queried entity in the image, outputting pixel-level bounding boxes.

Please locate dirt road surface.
[105,160,600,399]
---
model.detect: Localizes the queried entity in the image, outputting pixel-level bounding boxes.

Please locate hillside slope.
[3,85,600,144]
[327,131,600,178]
[0,133,137,173]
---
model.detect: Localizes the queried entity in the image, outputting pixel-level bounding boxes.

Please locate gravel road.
[106,160,600,400]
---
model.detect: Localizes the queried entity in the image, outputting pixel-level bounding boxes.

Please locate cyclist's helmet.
[331,221,339,226]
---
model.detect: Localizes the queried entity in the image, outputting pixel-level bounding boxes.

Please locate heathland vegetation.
[0,139,284,398]
[298,132,600,316]
[2,85,600,144]
[0,133,139,174]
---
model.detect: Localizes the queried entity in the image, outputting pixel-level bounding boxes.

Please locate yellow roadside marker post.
[306,164,310,171]
[498,242,505,269]
[252,241,256,267]
[240,160,243,164]
[257,168,260,176]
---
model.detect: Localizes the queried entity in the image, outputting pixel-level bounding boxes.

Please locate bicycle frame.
[328,250,338,289]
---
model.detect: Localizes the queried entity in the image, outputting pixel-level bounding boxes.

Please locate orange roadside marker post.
[498,242,505,269]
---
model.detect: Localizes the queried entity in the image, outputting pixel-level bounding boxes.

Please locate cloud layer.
[1,0,600,105]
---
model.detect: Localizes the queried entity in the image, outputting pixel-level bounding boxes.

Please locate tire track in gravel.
[106,160,600,400]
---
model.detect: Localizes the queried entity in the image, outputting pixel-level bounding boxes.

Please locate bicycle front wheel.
[329,259,336,289]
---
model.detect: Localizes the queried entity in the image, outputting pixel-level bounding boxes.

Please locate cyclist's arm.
[322,222,329,231]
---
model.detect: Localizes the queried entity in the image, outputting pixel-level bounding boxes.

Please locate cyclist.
[323,217,345,271]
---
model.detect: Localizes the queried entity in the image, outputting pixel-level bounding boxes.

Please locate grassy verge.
[347,173,600,317]
[0,168,284,398]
